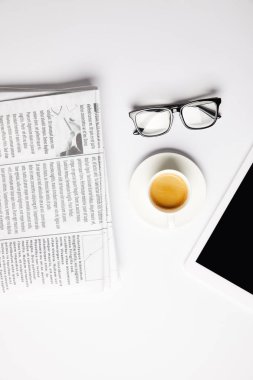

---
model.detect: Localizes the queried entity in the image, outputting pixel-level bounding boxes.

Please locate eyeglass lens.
[135,109,172,136]
[181,100,218,129]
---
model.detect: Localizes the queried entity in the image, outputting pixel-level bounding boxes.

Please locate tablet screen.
[196,163,253,294]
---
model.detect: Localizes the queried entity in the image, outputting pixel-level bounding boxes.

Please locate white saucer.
[129,152,206,229]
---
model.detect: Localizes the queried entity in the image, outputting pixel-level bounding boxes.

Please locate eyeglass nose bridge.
[171,106,180,113]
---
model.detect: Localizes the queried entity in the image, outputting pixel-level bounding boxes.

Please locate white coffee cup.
[148,169,191,227]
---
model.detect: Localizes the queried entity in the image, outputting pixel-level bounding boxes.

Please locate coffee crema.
[149,173,188,211]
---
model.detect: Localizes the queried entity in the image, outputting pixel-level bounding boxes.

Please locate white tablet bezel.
[185,144,253,309]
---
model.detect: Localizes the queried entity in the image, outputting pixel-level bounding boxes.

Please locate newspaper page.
[0,89,116,294]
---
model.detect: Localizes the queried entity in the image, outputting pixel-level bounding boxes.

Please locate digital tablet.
[185,144,253,308]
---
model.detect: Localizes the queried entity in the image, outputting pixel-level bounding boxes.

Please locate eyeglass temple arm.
[197,105,221,119]
[129,112,140,134]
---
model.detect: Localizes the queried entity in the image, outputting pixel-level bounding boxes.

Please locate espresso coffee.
[149,173,188,211]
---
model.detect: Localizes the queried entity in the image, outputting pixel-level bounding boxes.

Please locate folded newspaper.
[0,87,117,294]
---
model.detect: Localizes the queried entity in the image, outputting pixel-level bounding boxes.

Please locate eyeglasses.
[129,97,221,137]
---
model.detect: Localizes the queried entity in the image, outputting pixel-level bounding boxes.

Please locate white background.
[1,1,253,379]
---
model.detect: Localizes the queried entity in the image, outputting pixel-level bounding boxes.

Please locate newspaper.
[0,88,117,294]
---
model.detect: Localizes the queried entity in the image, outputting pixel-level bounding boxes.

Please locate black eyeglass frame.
[129,97,221,137]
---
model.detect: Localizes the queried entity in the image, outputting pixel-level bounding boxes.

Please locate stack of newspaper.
[0,87,117,294]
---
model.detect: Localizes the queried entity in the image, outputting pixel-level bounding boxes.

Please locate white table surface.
[1,1,253,379]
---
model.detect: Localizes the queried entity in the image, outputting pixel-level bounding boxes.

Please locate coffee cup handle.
[167,215,175,229]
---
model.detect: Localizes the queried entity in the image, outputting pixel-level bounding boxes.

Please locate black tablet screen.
[196,163,253,294]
